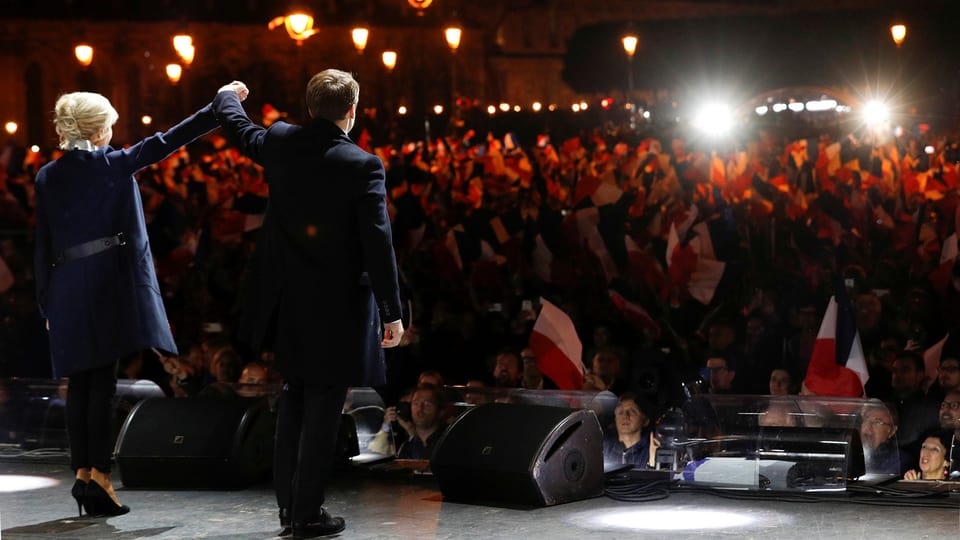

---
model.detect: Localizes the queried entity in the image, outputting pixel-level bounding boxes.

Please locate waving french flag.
[803,289,870,397]
[528,298,585,390]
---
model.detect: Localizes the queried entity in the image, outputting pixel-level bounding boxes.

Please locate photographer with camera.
[396,384,447,460]
[366,388,412,456]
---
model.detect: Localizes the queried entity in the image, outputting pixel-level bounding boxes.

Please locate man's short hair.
[413,383,445,408]
[706,351,737,372]
[305,69,359,122]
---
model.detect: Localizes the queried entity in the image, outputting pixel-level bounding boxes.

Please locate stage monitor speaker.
[431,403,604,507]
[115,396,274,489]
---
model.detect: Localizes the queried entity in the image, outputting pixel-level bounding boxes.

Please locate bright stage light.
[863,100,889,126]
[755,106,768,116]
[0,475,59,493]
[580,508,761,531]
[692,102,733,137]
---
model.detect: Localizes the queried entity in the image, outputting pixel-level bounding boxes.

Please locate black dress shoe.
[278,507,293,537]
[291,509,345,538]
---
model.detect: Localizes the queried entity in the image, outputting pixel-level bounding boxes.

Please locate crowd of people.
[2,97,960,482]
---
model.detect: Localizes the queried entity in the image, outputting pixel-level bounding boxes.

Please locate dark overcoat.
[34,105,219,377]
[212,92,401,387]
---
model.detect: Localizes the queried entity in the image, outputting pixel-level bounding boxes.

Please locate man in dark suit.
[213,71,403,538]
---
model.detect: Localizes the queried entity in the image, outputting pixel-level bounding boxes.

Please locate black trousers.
[274,380,348,525]
[66,362,117,473]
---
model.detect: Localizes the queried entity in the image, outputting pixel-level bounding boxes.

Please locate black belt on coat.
[51,233,126,267]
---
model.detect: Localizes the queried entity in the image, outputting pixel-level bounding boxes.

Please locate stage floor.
[1,459,958,539]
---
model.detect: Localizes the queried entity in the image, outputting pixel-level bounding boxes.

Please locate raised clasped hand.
[217,81,249,102]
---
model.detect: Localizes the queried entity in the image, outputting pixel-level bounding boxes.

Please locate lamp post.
[622,34,638,101]
[890,23,906,88]
[270,9,319,118]
[445,24,462,107]
[382,50,397,114]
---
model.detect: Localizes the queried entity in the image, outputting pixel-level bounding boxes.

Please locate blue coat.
[212,92,401,387]
[34,104,219,377]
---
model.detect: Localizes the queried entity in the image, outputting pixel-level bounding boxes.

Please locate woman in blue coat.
[33,84,246,516]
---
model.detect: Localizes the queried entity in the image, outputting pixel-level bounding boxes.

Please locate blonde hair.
[53,92,118,149]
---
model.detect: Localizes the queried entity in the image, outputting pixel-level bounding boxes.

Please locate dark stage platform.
[1,458,958,540]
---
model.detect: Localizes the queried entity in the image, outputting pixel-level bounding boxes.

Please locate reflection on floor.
[1,459,958,540]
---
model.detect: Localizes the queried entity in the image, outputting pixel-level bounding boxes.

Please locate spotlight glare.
[398,106,408,115]
[487,105,496,115]
[863,100,889,126]
[772,103,787,113]
[755,106,768,116]
[0,475,59,493]
[787,102,805,112]
[692,102,734,137]
[30,145,40,153]
[583,508,760,531]
[532,102,542,112]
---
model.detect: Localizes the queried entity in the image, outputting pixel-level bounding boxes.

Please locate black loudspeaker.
[115,397,274,489]
[431,403,604,507]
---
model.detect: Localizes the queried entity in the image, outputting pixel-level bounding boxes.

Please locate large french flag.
[528,298,585,390]
[803,293,869,397]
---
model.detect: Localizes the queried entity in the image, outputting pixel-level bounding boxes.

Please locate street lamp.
[351,27,369,54]
[75,44,94,67]
[382,50,398,72]
[166,63,183,84]
[268,12,318,45]
[444,26,462,52]
[173,34,195,66]
[408,0,433,14]
[890,24,907,48]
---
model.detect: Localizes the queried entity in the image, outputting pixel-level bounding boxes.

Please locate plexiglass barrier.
[649,395,899,491]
